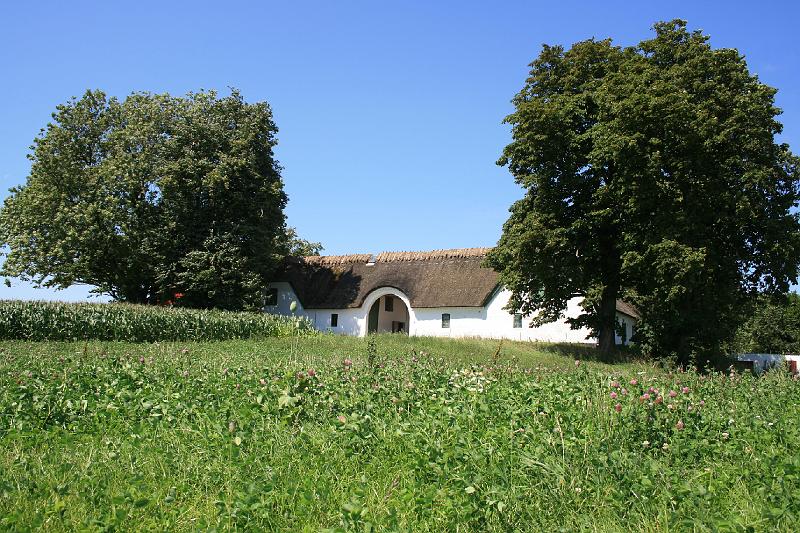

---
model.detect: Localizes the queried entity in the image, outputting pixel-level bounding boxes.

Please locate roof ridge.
[375,247,492,263]
[302,254,373,265]
[301,247,493,265]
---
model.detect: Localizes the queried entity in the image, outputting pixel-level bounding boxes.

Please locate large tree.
[0,89,302,310]
[486,20,800,362]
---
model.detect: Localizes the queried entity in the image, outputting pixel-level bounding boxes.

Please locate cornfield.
[0,300,313,342]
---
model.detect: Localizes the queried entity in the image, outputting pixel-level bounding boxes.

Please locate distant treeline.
[0,300,313,342]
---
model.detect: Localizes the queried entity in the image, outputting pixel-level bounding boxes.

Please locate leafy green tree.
[0,89,303,310]
[487,20,800,362]
[732,293,800,354]
[284,227,323,257]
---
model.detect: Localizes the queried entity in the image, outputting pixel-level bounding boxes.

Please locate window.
[331,313,338,328]
[441,313,450,328]
[513,313,522,328]
[264,288,278,306]
[384,295,393,312]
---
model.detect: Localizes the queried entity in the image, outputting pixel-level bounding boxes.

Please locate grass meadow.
[1,334,799,531]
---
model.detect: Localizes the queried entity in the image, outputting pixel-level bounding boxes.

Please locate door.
[367,299,380,334]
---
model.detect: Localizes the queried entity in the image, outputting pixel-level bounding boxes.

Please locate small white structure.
[737,353,800,373]
[265,248,638,344]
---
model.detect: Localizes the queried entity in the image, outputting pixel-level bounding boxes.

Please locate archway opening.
[366,294,409,335]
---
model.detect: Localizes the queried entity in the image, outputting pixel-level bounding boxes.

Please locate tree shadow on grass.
[526,341,639,365]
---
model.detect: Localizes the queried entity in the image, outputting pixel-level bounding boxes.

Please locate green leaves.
[490,20,800,362]
[0,300,315,342]
[0,89,305,310]
[2,336,800,530]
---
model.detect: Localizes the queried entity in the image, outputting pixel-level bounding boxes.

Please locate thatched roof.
[277,248,500,309]
[276,247,642,317]
[615,300,640,319]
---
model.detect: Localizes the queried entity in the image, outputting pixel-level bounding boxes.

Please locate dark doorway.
[368,299,380,334]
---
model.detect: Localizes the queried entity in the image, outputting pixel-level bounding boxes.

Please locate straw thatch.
[615,300,640,319]
[277,248,499,309]
[375,248,492,263]
[302,254,373,266]
[276,247,640,316]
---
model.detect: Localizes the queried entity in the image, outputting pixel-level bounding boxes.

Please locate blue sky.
[1,1,799,301]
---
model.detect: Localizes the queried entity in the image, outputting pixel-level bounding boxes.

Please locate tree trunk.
[597,284,618,359]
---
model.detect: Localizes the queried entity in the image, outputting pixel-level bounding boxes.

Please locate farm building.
[265,247,638,344]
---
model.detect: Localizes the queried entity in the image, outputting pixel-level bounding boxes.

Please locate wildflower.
[641,393,651,401]
[630,379,638,386]
[642,440,650,448]
[676,420,685,430]
[722,432,729,439]
[343,358,353,368]
[667,403,675,410]
[699,400,705,407]
[307,369,317,378]
[182,370,189,377]
[610,391,618,400]
[668,390,677,398]
[259,378,266,386]
[621,388,628,396]
[296,372,306,380]
[655,396,663,405]
[681,386,690,394]
[575,359,581,367]
[139,356,145,364]
[610,381,620,389]
[337,415,346,424]
[181,347,189,354]
[614,403,622,413]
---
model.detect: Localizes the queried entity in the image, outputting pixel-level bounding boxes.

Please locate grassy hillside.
[1,335,799,531]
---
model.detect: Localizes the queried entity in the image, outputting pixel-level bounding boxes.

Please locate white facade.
[266,281,635,345]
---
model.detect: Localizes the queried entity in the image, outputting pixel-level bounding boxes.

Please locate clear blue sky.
[1,1,799,301]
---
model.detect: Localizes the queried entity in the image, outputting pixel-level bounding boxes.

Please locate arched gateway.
[361,287,412,336]
[262,248,639,345]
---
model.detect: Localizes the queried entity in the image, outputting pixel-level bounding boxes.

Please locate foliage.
[0,300,313,342]
[284,226,323,257]
[0,89,301,310]
[487,20,800,363]
[732,293,800,354]
[1,335,799,531]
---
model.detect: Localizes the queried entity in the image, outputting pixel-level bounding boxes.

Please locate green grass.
[0,300,313,342]
[1,334,799,531]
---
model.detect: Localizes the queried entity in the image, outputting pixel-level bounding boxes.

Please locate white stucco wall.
[412,292,597,343]
[264,282,304,316]
[265,283,635,344]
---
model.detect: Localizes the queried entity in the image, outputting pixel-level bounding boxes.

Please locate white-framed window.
[441,313,450,328]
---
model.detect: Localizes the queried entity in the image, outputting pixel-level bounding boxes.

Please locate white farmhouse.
[265,247,638,344]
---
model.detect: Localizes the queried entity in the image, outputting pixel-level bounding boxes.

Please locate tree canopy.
[486,20,800,362]
[0,89,310,310]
